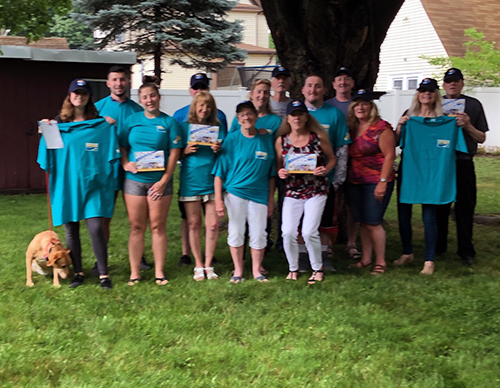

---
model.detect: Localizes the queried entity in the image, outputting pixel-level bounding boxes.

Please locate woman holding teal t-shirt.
[179,91,225,281]
[120,76,182,286]
[214,101,276,283]
[229,79,282,136]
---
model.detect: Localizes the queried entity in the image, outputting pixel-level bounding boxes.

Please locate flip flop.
[155,277,169,285]
[229,276,244,284]
[255,275,269,282]
[127,278,140,286]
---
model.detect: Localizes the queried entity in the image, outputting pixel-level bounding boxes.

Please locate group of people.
[37,64,488,289]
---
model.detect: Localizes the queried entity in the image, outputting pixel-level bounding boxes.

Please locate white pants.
[225,193,268,250]
[282,195,327,271]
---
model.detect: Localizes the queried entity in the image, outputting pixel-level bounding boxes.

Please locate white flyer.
[39,120,64,149]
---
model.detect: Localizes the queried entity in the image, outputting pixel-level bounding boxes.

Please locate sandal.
[127,278,140,286]
[393,254,414,266]
[155,276,169,285]
[229,275,244,284]
[370,264,387,275]
[255,275,269,282]
[193,267,205,281]
[204,267,219,280]
[346,245,361,260]
[348,261,371,269]
[286,271,299,280]
[308,270,324,284]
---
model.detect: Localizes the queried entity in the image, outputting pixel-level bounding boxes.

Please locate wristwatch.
[380,178,387,182]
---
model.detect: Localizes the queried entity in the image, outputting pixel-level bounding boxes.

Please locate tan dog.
[26,231,71,287]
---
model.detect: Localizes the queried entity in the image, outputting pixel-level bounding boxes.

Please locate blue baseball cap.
[272,66,291,78]
[352,89,374,102]
[68,79,92,95]
[417,78,439,92]
[286,100,308,115]
[190,73,209,89]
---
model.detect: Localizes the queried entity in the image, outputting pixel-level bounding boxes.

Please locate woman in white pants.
[213,101,276,283]
[276,100,336,284]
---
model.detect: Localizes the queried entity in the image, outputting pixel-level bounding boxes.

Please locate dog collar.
[44,240,56,261]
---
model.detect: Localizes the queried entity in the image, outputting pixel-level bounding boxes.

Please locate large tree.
[73,0,246,81]
[0,0,71,41]
[260,0,405,96]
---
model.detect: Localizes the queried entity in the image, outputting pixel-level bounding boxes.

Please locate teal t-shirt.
[95,96,143,190]
[179,121,227,197]
[308,103,350,182]
[229,113,282,137]
[37,118,120,226]
[212,129,276,205]
[400,116,468,204]
[120,112,183,183]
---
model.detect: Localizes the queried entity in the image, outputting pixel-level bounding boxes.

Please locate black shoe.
[100,277,113,289]
[462,256,474,266]
[140,257,152,270]
[177,254,192,267]
[69,274,84,288]
[91,262,99,276]
[298,252,310,273]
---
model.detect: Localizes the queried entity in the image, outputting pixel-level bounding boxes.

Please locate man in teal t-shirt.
[301,74,351,270]
[94,66,148,270]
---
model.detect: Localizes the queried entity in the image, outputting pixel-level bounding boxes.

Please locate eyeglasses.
[237,112,256,118]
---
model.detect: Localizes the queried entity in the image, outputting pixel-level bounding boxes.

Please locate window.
[389,74,422,90]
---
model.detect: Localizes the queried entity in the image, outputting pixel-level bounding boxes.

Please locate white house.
[375,0,500,91]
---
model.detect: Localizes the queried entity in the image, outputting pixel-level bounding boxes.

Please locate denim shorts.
[123,178,173,196]
[348,181,394,225]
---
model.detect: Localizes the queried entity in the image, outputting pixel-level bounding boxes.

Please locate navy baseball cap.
[286,100,308,115]
[68,79,92,95]
[417,78,439,92]
[190,73,209,89]
[236,100,258,115]
[334,67,354,78]
[352,89,374,102]
[444,68,464,82]
[272,66,291,78]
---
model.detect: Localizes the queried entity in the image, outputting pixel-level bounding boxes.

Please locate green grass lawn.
[1,157,499,387]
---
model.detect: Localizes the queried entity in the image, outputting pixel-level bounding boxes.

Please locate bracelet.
[380,178,387,182]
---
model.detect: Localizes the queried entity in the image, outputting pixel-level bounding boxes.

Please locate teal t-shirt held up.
[179,121,227,197]
[120,112,183,184]
[212,129,276,205]
[229,113,282,136]
[95,96,143,190]
[399,116,468,205]
[37,118,120,226]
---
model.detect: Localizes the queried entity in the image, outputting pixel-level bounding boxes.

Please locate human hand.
[278,168,289,179]
[105,116,117,125]
[313,166,327,176]
[211,142,221,153]
[148,181,166,201]
[216,199,225,218]
[455,112,471,128]
[123,161,137,174]
[374,182,387,203]
[398,115,409,126]
[185,143,199,155]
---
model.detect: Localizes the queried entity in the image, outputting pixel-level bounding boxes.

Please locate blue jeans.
[398,203,437,262]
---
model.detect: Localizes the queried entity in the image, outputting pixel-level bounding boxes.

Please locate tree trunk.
[260,0,404,97]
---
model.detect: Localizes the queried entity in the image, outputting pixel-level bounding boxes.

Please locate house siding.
[375,0,448,91]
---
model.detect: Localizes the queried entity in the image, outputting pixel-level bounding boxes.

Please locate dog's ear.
[66,249,71,255]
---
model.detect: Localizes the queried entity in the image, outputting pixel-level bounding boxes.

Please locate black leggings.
[65,217,108,276]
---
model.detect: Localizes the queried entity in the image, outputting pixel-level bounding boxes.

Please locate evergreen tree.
[73,0,245,81]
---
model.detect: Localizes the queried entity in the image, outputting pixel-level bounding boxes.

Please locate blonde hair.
[407,90,443,117]
[249,79,274,115]
[187,91,218,125]
[59,94,98,122]
[347,100,381,129]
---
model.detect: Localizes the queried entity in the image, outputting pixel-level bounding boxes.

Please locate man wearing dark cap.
[436,68,488,265]
[173,73,228,128]
[325,67,355,117]
[173,73,228,267]
[94,66,152,271]
[270,66,292,119]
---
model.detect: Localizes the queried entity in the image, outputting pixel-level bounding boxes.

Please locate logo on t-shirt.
[437,139,450,148]
[344,132,351,141]
[157,126,165,132]
[86,143,99,151]
[321,124,329,130]
[173,135,181,144]
[255,151,268,160]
